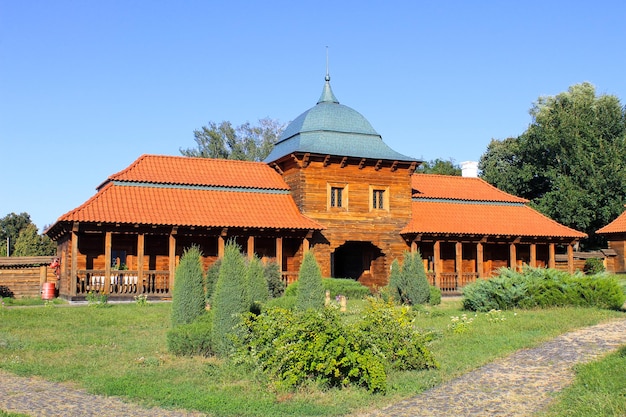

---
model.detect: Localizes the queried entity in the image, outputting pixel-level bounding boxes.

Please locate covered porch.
[408,235,578,295]
[50,222,312,301]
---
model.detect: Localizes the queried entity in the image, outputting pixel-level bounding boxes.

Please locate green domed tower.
[266,75,420,288]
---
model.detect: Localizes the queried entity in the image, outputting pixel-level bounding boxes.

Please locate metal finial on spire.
[325,46,330,81]
[318,46,338,104]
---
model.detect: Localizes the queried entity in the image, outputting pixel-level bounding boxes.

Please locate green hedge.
[463,267,626,312]
[285,277,371,300]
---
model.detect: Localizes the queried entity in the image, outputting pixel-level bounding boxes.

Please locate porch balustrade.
[427,272,479,294]
[76,270,170,297]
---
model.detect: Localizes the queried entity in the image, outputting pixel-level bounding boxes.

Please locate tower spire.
[318,46,339,104]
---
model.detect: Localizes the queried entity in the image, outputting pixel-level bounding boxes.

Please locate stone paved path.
[1,318,625,417]
[357,318,626,417]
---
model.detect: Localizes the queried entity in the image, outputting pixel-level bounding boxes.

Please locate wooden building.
[597,208,626,273]
[46,75,586,300]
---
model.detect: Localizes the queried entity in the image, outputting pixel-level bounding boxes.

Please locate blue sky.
[2,0,626,231]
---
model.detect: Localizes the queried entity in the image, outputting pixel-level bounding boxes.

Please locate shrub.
[212,242,248,356]
[428,285,442,306]
[167,312,214,356]
[463,267,626,312]
[387,251,430,305]
[358,296,438,371]
[295,251,325,312]
[171,245,206,327]
[285,278,370,300]
[583,258,605,275]
[264,261,285,298]
[0,285,14,298]
[235,307,387,392]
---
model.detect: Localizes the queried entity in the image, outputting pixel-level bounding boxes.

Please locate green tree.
[13,223,56,256]
[0,212,54,256]
[171,246,206,327]
[295,251,325,312]
[479,83,626,247]
[212,242,248,356]
[417,158,462,175]
[180,118,285,161]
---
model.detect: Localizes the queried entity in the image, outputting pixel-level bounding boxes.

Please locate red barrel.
[42,282,56,300]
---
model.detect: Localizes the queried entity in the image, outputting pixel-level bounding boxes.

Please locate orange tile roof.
[57,182,322,230]
[101,154,290,190]
[412,174,528,203]
[597,209,626,235]
[401,200,586,238]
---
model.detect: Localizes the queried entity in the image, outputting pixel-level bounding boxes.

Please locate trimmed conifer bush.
[246,256,269,314]
[264,261,285,298]
[171,245,206,327]
[212,241,248,356]
[205,259,221,306]
[295,251,325,311]
[387,251,430,305]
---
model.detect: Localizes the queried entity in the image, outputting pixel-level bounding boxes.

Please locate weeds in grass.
[447,313,475,334]
[86,291,109,307]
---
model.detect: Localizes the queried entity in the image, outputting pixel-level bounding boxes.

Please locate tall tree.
[479,83,626,247]
[0,212,54,256]
[180,117,285,161]
[13,223,56,256]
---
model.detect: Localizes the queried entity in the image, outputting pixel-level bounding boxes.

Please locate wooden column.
[70,223,79,296]
[530,243,537,268]
[218,236,225,258]
[433,240,441,288]
[275,237,283,273]
[411,240,417,253]
[169,228,177,291]
[476,241,484,278]
[247,236,255,260]
[548,243,556,269]
[509,242,517,271]
[104,231,112,294]
[567,243,574,274]
[303,238,310,253]
[455,241,463,287]
[137,233,144,292]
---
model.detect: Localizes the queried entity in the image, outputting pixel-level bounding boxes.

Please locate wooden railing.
[76,270,170,297]
[281,272,298,286]
[427,272,480,294]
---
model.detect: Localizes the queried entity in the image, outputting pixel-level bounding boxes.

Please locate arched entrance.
[332,241,383,280]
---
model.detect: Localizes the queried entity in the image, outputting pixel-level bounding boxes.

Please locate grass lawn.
[539,345,626,417]
[0,299,624,416]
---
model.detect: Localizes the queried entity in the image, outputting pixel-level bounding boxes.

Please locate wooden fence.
[0,256,57,298]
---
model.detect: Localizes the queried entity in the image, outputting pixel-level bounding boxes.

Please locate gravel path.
[1,318,625,417]
[357,318,626,417]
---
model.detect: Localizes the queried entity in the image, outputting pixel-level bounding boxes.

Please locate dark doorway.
[333,241,383,280]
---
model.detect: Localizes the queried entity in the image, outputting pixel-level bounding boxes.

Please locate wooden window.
[369,185,389,212]
[328,183,348,210]
[372,189,385,209]
[330,187,343,208]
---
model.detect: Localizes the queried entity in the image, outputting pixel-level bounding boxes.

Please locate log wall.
[281,156,414,288]
[0,257,57,298]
